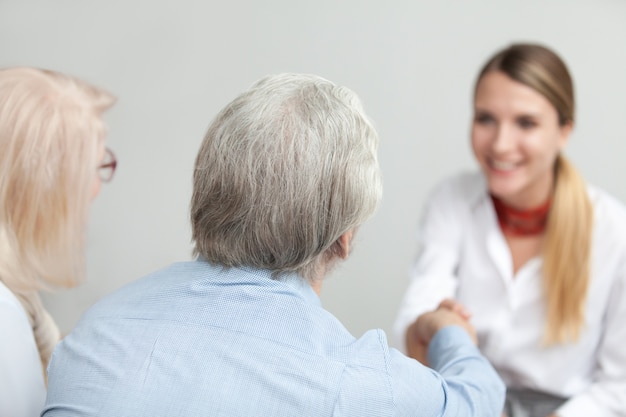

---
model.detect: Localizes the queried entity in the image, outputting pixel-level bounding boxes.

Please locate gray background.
[1,0,625,348]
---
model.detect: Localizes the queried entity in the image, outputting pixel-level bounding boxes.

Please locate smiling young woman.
[394,44,626,417]
[471,70,571,210]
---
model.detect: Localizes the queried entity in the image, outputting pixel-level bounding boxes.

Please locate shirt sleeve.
[0,293,47,417]
[555,256,626,417]
[389,326,505,416]
[393,178,465,352]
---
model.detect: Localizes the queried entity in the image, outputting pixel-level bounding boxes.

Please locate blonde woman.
[394,44,626,417]
[0,67,115,416]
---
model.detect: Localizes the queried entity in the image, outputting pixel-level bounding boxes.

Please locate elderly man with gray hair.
[44,73,504,416]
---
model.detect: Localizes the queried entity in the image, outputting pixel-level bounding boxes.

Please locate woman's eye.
[475,113,494,124]
[517,118,537,129]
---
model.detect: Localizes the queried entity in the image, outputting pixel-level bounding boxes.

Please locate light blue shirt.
[44,260,504,416]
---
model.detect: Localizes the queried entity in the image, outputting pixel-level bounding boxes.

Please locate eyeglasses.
[99,148,117,182]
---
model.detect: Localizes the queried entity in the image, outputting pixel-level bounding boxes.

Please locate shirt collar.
[280,273,322,307]
[195,257,321,307]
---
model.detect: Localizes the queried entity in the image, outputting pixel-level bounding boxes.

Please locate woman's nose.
[491,123,515,153]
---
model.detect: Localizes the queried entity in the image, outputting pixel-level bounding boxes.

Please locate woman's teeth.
[491,160,518,171]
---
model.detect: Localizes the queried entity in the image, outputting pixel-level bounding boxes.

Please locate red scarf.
[491,195,551,236]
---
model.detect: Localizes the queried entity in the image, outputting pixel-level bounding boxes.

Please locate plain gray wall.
[1,0,625,347]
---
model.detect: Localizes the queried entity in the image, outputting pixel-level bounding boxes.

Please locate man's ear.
[336,230,354,260]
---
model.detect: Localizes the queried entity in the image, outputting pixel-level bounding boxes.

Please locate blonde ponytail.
[542,155,593,344]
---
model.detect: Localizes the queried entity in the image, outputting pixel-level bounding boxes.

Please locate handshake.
[405,299,476,365]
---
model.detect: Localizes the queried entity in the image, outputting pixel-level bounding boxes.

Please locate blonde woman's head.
[0,67,115,291]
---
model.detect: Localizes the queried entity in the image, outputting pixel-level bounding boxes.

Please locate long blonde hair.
[0,67,115,293]
[477,44,593,344]
[0,67,115,375]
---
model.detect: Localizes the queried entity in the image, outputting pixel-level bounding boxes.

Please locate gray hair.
[191,73,382,281]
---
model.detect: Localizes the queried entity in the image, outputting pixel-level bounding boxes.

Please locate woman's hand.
[438,298,472,321]
[405,299,475,366]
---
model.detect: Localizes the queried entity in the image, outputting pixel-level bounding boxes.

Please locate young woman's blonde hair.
[0,67,115,293]
[477,44,593,344]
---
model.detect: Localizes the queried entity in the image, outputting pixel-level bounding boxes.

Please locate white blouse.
[0,281,46,417]
[394,172,626,417]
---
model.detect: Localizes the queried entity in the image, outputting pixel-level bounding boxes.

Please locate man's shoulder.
[78,261,204,320]
[340,328,391,369]
[46,267,404,416]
